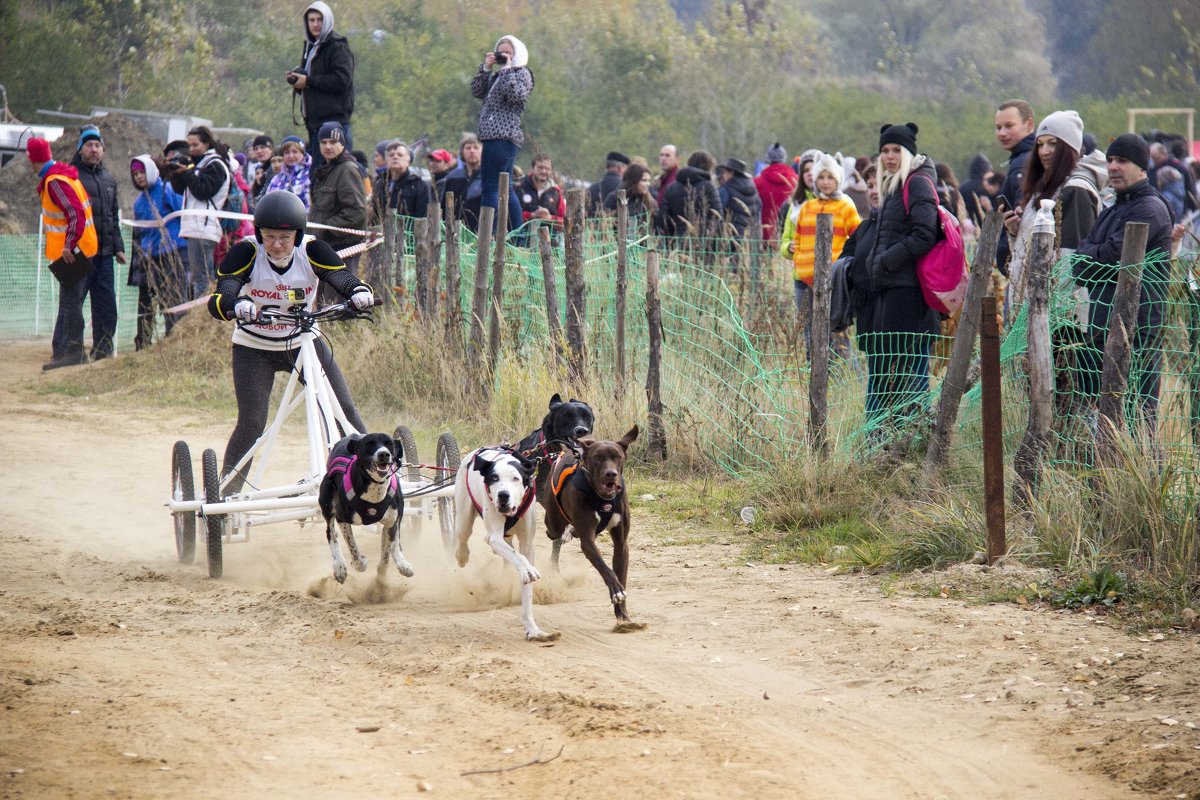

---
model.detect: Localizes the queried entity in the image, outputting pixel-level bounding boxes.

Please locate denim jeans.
[52,254,117,358]
[480,139,520,210]
[186,237,217,301]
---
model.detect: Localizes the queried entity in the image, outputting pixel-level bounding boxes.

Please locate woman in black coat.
[842,123,940,435]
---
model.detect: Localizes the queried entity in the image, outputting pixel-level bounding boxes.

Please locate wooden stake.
[980,295,1007,564]
[564,188,587,384]
[487,172,511,384]
[1097,221,1149,452]
[645,248,667,459]
[1013,227,1056,500]
[808,213,833,455]
[538,225,565,370]
[925,211,1005,472]
[615,189,628,396]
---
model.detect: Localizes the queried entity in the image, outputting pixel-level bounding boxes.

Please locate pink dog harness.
[326,455,399,521]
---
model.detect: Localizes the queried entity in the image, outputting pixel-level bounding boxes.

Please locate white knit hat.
[812,151,844,188]
[1036,110,1084,155]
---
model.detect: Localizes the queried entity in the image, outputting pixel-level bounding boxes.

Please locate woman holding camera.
[470,35,533,221]
[166,125,233,300]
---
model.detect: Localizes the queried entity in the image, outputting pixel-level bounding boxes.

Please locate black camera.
[164,153,190,173]
[495,52,508,65]
[286,67,307,85]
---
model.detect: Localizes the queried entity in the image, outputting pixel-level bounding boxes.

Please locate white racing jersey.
[231,241,319,351]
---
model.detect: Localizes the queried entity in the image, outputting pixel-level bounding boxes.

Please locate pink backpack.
[903,173,968,315]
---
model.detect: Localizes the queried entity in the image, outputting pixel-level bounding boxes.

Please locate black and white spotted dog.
[318,433,413,584]
[452,447,558,641]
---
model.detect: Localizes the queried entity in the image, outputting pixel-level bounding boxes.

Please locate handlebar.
[253,298,382,328]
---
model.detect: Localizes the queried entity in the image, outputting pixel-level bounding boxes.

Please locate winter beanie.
[77,127,103,152]
[317,121,345,144]
[1036,110,1084,154]
[1106,133,1150,171]
[766,143,787,164]
[26,137,52,164]
[879,122,918,155]
[812,151,844,188]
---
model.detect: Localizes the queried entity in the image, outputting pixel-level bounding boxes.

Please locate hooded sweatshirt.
[1006,149,1108,302]
[470,35,534,147]
[299,1,355,125]
[131,155,184,257]
[754,162,798,241]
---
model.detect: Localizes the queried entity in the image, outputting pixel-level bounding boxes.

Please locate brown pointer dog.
[544,426,644,629]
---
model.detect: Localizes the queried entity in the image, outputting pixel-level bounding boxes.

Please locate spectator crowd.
[24,0,1200,450]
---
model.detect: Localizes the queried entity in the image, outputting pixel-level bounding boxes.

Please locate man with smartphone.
[27,136,100,370]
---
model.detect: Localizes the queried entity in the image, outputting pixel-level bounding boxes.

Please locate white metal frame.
[167,315,452,544]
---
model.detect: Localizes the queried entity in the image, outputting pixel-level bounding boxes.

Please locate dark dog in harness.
[318,433,413,585]
[516,394,594,554]
[544,426,642,629]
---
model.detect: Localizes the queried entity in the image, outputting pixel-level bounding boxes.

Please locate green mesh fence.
[0,230,154,350]
[6,214,1199,513]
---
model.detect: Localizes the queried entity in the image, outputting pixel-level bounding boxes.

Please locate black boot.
[42,349,88,371]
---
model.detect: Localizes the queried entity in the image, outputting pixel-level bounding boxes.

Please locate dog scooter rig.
[166,301,461,578]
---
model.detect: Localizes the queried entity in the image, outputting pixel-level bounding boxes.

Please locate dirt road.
[1,344,1197,799]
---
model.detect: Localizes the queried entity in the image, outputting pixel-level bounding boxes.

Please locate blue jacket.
[133,178,185,257]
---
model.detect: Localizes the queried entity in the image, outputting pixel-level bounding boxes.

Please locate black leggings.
[222,340,366,493]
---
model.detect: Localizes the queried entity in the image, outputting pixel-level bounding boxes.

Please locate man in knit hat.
[68,125,125,362]
[755,142,798,243]
[308,120,366,275]
[27,136,100,370]
[1073,132,1175,432]
[587,150,629,215]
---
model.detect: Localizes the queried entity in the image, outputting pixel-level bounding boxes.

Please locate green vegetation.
[3,1,1197,176]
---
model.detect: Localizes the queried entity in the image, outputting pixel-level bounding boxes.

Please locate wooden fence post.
[808,213,833,455]
[925,211,1006,472]
[414,217,433,320]
[980,295,1007,564]
[1013,225,1057,500]
[487,172,511,384]
[426,199,442,316]
[564,188,587,384]
[645,247,667,459]
[538,225,565,369]
[443,193,462,345]
[1097,221,1149,453]
[389,214,405,304]
[468,206,496,391]
[615,189,628,396]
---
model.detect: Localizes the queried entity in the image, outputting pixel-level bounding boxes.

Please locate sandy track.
[1,343,1197,799]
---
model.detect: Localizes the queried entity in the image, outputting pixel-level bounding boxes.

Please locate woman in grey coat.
[470,35,534,215]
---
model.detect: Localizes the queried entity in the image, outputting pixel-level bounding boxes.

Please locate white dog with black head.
[453,447,559,641]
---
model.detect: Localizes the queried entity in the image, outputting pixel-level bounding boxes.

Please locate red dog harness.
[466,449,536,533]
[326,455,399,522]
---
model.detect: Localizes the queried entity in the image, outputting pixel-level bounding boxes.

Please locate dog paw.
[560,526,574,545]
[611,589,626,604]
[353,554,368,573]
[455,545,469,568]
[526,630,561,642]
[521,566,541,585]
[333,564,348,584]
[395,558,415,578]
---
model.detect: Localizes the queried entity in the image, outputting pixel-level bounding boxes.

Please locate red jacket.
[754,163,798,242]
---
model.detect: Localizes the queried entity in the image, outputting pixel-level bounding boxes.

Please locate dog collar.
[465,451,537,533]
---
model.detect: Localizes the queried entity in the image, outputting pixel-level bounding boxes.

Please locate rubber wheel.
[171,441,196,564]
[392,424,422,482]
[393,424,423,536]
[202,448,224,579]
[436,432,461,551]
